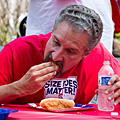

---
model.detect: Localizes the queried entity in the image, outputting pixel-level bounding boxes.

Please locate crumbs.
[77,112,81,114]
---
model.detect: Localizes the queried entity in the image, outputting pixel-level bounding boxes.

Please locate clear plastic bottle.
[98,61,114,111]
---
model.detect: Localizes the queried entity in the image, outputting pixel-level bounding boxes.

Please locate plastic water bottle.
[98,61,114,111]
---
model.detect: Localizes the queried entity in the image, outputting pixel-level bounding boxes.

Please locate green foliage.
[0,21,17,45]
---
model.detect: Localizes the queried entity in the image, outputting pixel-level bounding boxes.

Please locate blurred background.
[0,0,120,58]
[0,0,28,46]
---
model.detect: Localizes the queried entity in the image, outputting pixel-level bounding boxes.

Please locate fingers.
[19,66,57,95]
[32,65,57,77]
[107,88,120,100]
[36,71,57,83]
[107,87,120,106]
[28,62,58,79]
[105,75,120,94]
[103,75,120,105]
[110,93,120,106]
[105,81,120,94]
[108,75,120,85]
[30,62,53,71]
[105,75,120,105]
[114,96,120,106]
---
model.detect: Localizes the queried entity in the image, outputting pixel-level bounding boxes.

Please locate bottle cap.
[103,61,110,64]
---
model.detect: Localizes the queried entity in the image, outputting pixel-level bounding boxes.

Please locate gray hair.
[52,5,103,55]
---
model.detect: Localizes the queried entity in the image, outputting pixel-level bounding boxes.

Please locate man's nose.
[52,49,63,61]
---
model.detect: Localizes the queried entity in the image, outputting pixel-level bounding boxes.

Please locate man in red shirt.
[0,5,120,105]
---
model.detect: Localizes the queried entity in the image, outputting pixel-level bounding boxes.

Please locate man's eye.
[54,40,60,46]
[67,49,73,54]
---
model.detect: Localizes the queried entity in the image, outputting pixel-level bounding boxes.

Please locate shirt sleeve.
[0,45,13,85]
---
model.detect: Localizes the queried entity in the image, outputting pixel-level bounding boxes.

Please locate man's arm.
[0,81,23,104]
[0,62,57,104]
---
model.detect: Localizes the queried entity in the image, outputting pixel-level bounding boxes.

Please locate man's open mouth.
[43,53,63,78]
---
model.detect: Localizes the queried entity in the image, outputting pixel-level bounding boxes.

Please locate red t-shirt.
[0,32,120,104]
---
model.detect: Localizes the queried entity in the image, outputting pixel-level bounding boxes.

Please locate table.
[1,104,120,120]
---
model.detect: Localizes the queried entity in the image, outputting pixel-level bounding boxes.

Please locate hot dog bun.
[40,98,75,110]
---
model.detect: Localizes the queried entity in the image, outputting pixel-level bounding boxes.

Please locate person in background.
[26,0,114,54]
[110,0,120,56]
[0,5,120,106]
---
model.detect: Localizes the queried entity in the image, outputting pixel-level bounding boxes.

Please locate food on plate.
[40,98,75,110]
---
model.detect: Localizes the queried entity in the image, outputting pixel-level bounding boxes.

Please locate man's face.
[44,21,89,73]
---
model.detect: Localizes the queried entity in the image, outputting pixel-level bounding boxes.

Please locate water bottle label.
[101,77,111,85]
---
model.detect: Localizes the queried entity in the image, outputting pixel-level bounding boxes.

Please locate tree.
[0,0,28,45]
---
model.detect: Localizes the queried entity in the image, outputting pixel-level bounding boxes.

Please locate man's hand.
[0,62,58,104]
[105,75,120,106]
[17,62,57,96]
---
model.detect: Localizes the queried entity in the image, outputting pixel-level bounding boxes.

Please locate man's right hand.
[16,62,57,96]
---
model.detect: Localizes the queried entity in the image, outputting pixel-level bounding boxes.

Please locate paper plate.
[28,103,94,112]
[0,108,18,120]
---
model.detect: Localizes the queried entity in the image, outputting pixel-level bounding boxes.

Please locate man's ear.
[82,51,91,59]
[83,55,88,59]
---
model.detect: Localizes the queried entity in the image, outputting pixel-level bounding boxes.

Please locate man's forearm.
[0,81,24,104]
